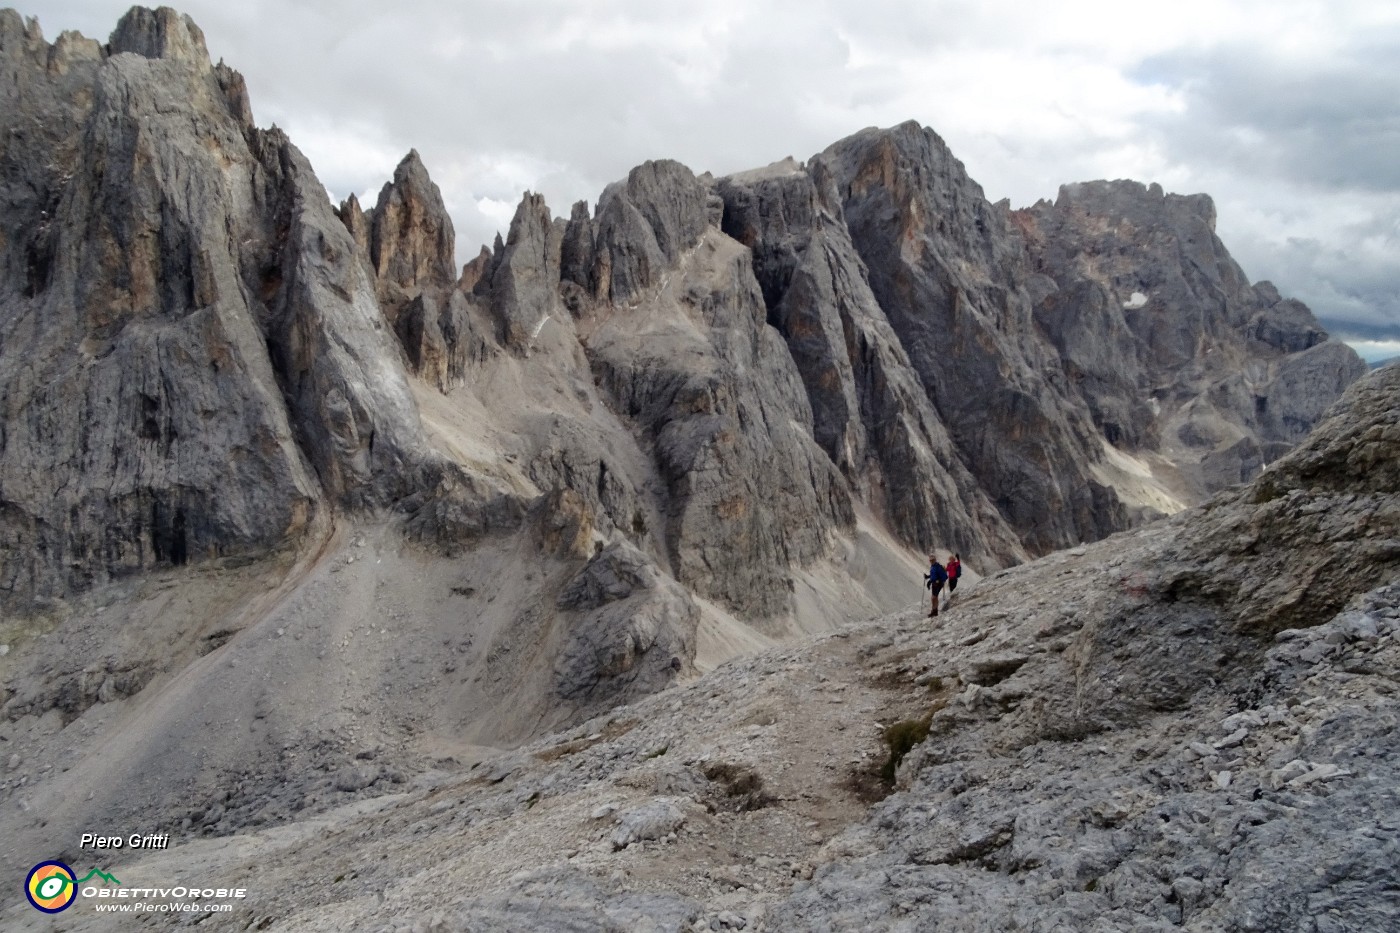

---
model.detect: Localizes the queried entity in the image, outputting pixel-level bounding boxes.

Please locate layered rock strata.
[354,157,859,618]
[717,160,1027,564]
[2,11,315,599]
[337,124,1366,602]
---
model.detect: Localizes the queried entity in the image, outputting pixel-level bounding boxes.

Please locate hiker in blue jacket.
[925,555,948,617]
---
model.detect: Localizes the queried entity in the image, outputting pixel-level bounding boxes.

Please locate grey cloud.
[1216,190,1400,340]
[1099,39,1400,341]
[1136,43,1400,193]
[1265,237,1400,340]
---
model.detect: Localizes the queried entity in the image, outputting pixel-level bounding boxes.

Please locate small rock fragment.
[1214,729,1248,749]
[611,798,687,850]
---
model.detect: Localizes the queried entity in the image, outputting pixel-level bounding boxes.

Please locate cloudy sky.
[28,0,1400,361]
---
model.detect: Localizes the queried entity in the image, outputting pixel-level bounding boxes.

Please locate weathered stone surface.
[818,123,1127,554]
[367,149,457,326]
[248,129,438,508]
[559,199,596,300]
[0,7,443,602]
[1024,268,1151,447]
[488,192,563,352]
[1015,179,1367,496]
[1,360,1394,931]
[400,469,527,556]
[45,361,1385,931]
[590,160,709,304]
[718,160,1026,568]
[335,192,373,273]
[551,546,694,711]
[439,871,701,932]
[1177,362,1400,634]
[393,288,494,389]
[1257,338,1368,444]
[1249,283,1329,353]
[610,797,689,849]
[586,220,854,617]
[555,541,698,715]
[302,111,1361,618]
[108,5,209,66]
[770,366,1400,931]
[0,10,319,601]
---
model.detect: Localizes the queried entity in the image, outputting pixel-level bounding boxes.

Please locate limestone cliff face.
[717,160,1027,566]
[0,8,441,604]
[573,161,855,617]
[815,123,1127,555]
[1016,180,1367,494]
[348,154,856,618]
[364,150,458,325]
[707,125,1365,559]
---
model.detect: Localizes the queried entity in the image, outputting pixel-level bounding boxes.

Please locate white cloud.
[1345,340,1400,365]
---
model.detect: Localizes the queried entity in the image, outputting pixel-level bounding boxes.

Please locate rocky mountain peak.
[0,7,38,48]
[108,5,209,68]
[459,243,494,293]
[820,123,1128,554]
[367,149,457,324]
[0,6,463,605]
[488,190,560,352]
[0,0,1365,610]
[335,191,371,260]
[1054,178,1218,231]
[716,153,1027,566]
[591,159,710,303]
[1017,176,1366,498]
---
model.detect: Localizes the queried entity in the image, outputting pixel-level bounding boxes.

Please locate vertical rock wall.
[0,8,440,603]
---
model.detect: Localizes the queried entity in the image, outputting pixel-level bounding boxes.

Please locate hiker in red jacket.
[946,553,962,602]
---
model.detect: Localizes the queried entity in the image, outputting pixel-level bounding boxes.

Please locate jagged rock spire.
[368,149,457,323]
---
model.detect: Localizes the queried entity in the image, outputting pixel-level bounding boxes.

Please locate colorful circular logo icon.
[26,861,77,913]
